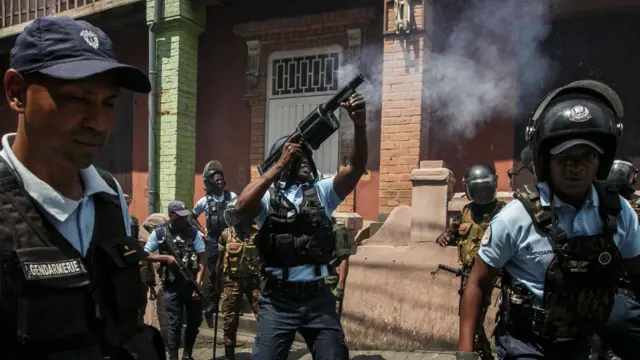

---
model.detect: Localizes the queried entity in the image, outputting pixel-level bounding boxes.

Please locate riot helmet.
[463,164,498,205]
[525,80,624,182]
[203,160,225,193]
[607,159,638,187]
[268,135,319,186]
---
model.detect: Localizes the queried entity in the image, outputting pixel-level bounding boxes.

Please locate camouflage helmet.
[140,212,170,242]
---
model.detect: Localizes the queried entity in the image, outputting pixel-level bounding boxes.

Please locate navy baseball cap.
[168,200,190,217]
[10,16,151,93]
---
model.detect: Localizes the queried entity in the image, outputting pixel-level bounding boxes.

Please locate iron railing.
[1,0,101,29]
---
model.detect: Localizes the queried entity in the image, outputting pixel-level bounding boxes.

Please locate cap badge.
[568,105,591,122]
[80,29,99,50]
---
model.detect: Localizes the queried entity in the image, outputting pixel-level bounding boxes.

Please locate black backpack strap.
[95,168,121,207]
[514,185,568,244]
[593,181,622,235]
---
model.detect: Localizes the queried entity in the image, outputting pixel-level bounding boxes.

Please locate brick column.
[378,1,430,214]
[147,0,205,209]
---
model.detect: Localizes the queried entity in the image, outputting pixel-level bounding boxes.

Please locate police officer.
[0,16,164,359]
[192,161,237,324]
[325,217,352,311]
[234,93,367,360]
[597,159,640,360]
[457,80,640,360]
[216,199,261,360]
[145,201,207,360]
[436,164,504,360]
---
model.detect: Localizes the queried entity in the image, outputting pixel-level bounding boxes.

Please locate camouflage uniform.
[218,226,261,347]
[325,221,352,296]
[444,201,505,360]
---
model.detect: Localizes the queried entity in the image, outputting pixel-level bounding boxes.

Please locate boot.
[225,345,236,360]
[168,349,179,360]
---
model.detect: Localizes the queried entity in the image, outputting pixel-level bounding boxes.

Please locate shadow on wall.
[341,244,499,351]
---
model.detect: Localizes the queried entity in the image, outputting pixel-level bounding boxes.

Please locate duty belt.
[262,277,324,297]
[505,303,549,337]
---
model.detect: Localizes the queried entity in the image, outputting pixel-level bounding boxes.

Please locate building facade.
[0,0,638,224]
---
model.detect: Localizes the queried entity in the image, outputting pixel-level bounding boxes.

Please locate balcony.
[0,0,142,38]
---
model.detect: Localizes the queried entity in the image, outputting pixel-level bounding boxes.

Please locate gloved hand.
[332,285,345,300]
[456,352,480,360]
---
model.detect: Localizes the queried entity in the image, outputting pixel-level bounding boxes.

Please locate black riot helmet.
[607,159,638,187]
[525,80,624,182]
[203,160,225,193]
[463,164,498,205]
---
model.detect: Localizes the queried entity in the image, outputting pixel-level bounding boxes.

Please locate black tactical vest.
[155,225,200,286]
[502,183,624,339]
[205,190,231,241]
[0,161,148,358]
[257,186,334,280]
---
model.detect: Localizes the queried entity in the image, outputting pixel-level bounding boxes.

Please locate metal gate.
[266,45,344,177]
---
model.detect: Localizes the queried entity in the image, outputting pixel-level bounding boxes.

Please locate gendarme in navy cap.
[168,200,190,217]
[10,16,151,93]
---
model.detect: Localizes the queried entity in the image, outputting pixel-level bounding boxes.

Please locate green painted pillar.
[147,0,205,210]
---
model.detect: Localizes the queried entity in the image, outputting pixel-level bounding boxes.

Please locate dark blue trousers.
[599,293,640,360]
[163,284,203,351]
[252,286,348,360]
[495,322,590,360]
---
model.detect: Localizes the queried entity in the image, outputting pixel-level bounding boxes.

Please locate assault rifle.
[430,264,502,289]
[257,73,366,187]
[164,234,205,299]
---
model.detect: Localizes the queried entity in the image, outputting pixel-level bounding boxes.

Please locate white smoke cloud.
[425,0,558,138]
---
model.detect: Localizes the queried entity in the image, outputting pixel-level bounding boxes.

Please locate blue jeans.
[163,284,203,351]
[252,286,348,360]
[599,293,640,359]
[495,322,590,360]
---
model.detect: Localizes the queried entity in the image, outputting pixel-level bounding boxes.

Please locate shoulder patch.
[480,226,491,246]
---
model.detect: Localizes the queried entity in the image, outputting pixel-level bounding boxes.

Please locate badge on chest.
[23,258,87,280]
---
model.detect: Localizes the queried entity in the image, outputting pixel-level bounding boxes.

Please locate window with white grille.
[270,52,340,97]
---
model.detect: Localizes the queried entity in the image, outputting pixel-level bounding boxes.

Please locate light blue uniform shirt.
[254,178,342,282]
[192,191,237,218]
[144,225,206,254]
[479,182,640,305]
[0,133,131,257]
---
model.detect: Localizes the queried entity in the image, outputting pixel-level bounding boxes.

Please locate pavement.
[174,326,458,360]
[183,347,457,360]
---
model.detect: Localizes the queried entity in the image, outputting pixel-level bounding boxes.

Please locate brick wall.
[234,8,377,212]
[147,0,205,209]
[377,1,430,213]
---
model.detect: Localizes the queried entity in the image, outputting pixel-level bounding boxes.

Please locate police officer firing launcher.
[456,80,640,360]
[234,92,367,360]
[0,15,165,359]
[145,201,207,360]
[436,164,505,360]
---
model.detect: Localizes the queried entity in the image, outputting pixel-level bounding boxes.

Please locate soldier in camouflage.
[436,164,505,360]
[217,199,261,360]
[325,217,352,309]
[124,194,157,324]
[597,159,640,360]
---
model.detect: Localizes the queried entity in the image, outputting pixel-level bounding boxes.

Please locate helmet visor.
[465,176,498,205]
